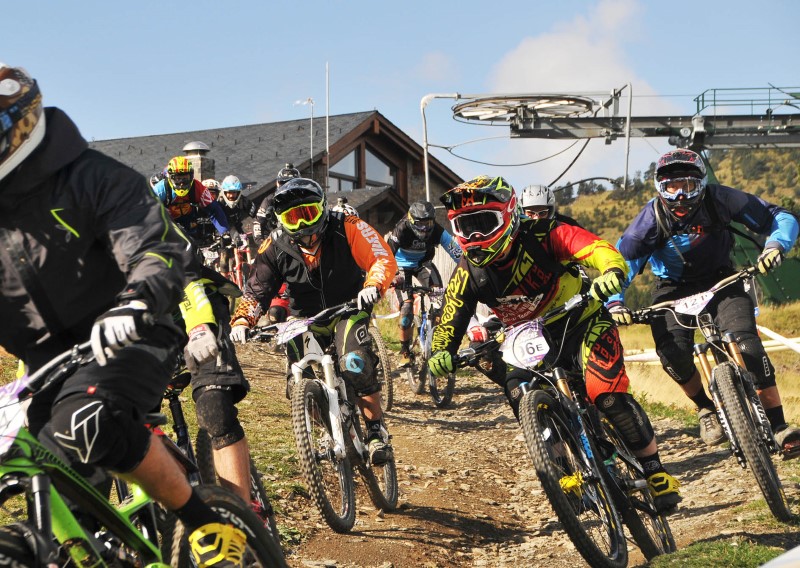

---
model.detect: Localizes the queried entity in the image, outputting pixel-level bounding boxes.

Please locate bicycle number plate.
[202,248,219,261]
[275,318,311,344]
[674,291,713,315]
[0,376,32,457]
[500,320,549,369]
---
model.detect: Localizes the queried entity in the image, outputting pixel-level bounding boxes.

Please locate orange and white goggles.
[276,201,324,231]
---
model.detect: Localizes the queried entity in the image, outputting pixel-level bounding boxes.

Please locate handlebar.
[630,265,759,324]
[453,291,591,369]
[19,341,95,399]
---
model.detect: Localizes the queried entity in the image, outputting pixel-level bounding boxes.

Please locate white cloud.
[445,0,687,190]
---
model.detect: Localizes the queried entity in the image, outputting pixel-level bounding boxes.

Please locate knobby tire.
[291,378,356,533]
[172,484,286,567]
[369,325,394,412]
[519,390,627,568]
[714,362,792,522]
[429,370,456,408]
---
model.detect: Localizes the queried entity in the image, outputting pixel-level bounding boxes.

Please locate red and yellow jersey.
[231,214,396,324]
[432,218,627,354]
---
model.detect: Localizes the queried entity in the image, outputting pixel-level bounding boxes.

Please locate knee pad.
[399,301,414,329]
[734,333,776,389]
[339,349,379,397]
[193,387,245,450]
[267,306,287,324]
[656,342,695,385]
[48,394,150,473]
[595,392,655,452]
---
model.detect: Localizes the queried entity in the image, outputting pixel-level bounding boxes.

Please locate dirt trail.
[239,345,800,568]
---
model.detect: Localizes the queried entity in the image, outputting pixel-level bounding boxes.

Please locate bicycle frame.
[0,348,167,567]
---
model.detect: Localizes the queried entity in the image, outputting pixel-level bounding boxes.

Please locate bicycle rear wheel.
[172,484,287,567]
[291,378,356,533]
[601,420,676,559]
[520,390,627,568]
[369,325,394,412]
[0,525,42,567]
[714,362,792,521]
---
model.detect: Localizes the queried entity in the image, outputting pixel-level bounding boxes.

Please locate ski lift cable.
[438,139,581,168]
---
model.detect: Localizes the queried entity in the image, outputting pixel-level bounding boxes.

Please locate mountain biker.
[387,200,462,367]
[151,155,230,247]
[178,268,256,510]
[428,175,681,512]
[330,196,360,217]
[217,174,258,270]
[252,163,300,244]
[229,178,398,465]
[0,62,245,565]
[202,178,222,201]
[606,148,800,454]
[520,184,582,228]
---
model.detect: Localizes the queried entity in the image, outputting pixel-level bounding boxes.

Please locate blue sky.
[6,0,800,191]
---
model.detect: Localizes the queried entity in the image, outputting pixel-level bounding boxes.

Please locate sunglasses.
[277,201,324,231]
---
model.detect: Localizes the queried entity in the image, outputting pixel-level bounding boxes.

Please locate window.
[365,148,395,187]
[329,150,358,193]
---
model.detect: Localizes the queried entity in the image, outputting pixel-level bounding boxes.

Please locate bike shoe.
[775,425,800,459]
[399,351,412,368]
[368,436,394,466]
[188,521,246,567]
[697,407,725,446]
[647,472,682,513]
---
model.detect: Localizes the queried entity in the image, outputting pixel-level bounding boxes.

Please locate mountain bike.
[631,265,793,522]
[0,341,286,566]
[455,294,675,567]
[401,285,456,407]
[251,301,399,533]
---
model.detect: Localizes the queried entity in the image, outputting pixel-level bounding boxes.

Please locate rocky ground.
[237,344,800,568]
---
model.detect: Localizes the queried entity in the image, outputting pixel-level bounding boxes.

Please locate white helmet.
[520,184,556,220]
[220,175,243,206]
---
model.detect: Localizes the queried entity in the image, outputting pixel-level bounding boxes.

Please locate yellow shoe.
[647,472,682,513]
[188,522,247,567]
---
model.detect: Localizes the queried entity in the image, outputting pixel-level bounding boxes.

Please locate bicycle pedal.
[781,441,800,460]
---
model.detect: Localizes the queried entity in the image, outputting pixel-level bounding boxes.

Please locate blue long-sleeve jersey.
[387,219,462,270]
[608,184,798,304]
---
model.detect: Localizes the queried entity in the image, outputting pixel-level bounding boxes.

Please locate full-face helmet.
[220,175,242,206]
[654,149,707,219]
[520,184,556,220]
[276,163,300,188]
[440,175,520,267]
[272,178,328,245]
[0,63,45,183]
[407,201,436,239]
[166,156,194,197]
[202,178,221,199]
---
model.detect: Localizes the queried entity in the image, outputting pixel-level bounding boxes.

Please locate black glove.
[90,301,151,366]
[221,233,233,247]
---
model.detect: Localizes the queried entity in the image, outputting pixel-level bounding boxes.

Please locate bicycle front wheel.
[428,368,455,408]
[291,379,356,533]
[172,484,287,567]
[520,390,627,568]
[369,325,394,412]
[601,419,676,559]
[714,362,791,521]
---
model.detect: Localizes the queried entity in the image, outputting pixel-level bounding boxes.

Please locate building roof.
[89,111,377,189]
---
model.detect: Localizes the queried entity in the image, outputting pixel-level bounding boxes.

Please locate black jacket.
[0,108,192,370]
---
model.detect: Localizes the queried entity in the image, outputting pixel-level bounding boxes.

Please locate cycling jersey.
[152,178,229,242]
[219,195,257,235]
[432,217,627,355]
[610,184,798,300]
[387,218,461,269]
[231,214,397,322]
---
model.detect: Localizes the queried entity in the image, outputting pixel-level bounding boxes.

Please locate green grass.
[649,538,784,567]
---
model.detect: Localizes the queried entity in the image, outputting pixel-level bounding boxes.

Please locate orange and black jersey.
[231,214,397,324]
[432,217,627,355]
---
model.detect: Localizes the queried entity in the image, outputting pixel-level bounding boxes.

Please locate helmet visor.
[451,210,504,242]
[278,201,324,231]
